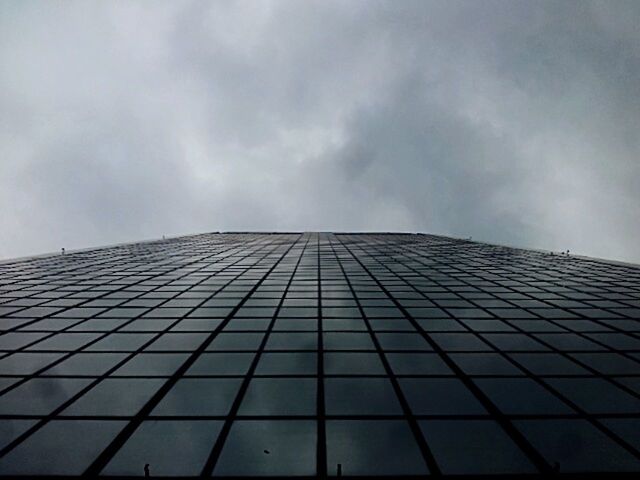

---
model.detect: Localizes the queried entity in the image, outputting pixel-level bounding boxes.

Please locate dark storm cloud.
[1,0,639,262]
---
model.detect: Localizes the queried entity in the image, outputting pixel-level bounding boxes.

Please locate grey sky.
[1,0,639,262]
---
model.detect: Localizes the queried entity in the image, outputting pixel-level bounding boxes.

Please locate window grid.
[0,232,638,476]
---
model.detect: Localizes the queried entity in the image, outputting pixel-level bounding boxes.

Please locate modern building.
[0,232,639,477]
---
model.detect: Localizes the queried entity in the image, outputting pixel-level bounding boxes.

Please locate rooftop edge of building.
[1,231,639,271]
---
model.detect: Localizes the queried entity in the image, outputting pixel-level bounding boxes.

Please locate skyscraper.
[0,232,638,476]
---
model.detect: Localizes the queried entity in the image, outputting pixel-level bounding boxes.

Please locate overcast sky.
[1,0,639,263]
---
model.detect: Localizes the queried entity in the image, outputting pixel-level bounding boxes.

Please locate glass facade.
[0,232,639,476]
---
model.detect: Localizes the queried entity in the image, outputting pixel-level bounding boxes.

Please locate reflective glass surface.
[0,420,125,475]
[104,420,223,476]
[326,420,428,475]
[0,232,638,477]
[420,420,536,474]
[214,420,316,476]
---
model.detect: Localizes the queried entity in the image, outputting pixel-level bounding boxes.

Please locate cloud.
[1,0,639,262]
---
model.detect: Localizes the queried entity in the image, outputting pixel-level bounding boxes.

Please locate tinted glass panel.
[104,420,223,476]
[0,378,91,415]
[214,420,316,476]
[326,420,428,475]
[0,232,638,476]
[63,378,165,416]
[239,378,316,416]
[152,379,241,416]
[420,420,535,474]
[515,419,640,472]
[0,420,125,475]
[325,378,402,415]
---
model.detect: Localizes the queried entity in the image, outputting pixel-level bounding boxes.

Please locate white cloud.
[1,0,639,262]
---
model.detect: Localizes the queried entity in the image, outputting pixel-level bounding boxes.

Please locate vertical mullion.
[0,236,272,463]
[316,233,327,478]
[200,234,311,476]
[327,234,442,476]
[334,234,552,475]
[84,234,302,476]
[386,237,640,462]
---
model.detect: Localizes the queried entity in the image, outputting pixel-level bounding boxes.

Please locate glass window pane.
[0,353,63,375]
[323,332,374,350]
[570,353,640,375]
[0,420,126,475]
[223,319,271,331]
[171,319,222,332]
[323,319,367,331]
[420,420,535,474]
[26,333,102,351]
[474,378,573,414]
[206,333,265,351]
[0,332,49,350]
[375,333,431,351]
[601,418,640,451]
[63,378,165,416]
[0,378,91,415]
[450,353,522,375]
[273,319,316,331]
[20,318,81,331]
[325,378,401,415]
[255,352,316,375]
[0,419,37,450]
[544,378,640,414]
[114,353,188,376]
[509,353,588,375]
[152,379,241,416]
[515,419,640,472]
[417,319,466,332]
[481,333,549,352]
[239,378,316,416]
[265,333,317,351]
[214,420,316,476]
[146,333,205,351]
[326,420,428,476]
[103,420,223,476]
[386,353,452,375]
[120,319,175,332]
[400,378,486,415]
[534,334,604,352]
[44,353,129,376]
[430,333,491,352]
[69,318,128,332]
[86,334,155,352]
[324,352,385,375]
[187,353,255,376]
[369,319,416,331]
